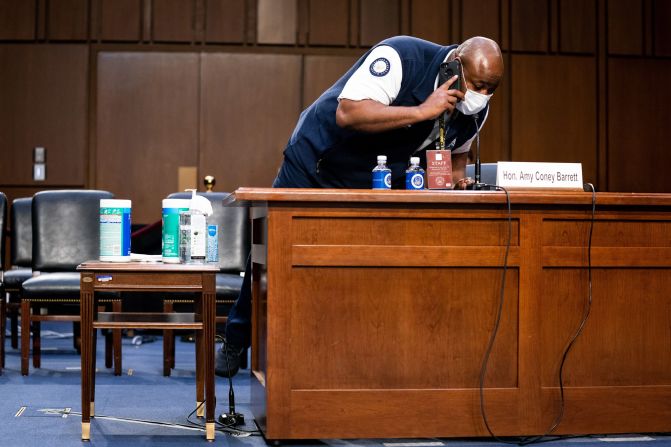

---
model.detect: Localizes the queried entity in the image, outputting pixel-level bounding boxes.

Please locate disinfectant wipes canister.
[100,199,132,262]
[162,198,190,263]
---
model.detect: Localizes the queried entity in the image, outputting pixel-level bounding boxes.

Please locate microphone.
[466,113,495,191]
[473,113,482,186]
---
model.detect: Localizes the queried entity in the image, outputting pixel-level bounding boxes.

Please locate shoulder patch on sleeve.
[369,57,391,77]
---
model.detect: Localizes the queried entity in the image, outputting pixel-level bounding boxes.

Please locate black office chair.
[0,192,7,375]
[4,198,33,353]
[162,191,250,376]
[20,190,122,375]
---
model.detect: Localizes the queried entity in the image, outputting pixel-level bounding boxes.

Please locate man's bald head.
[454,36,504,94]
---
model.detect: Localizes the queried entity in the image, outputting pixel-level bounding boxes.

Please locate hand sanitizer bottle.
[179,189,214,264]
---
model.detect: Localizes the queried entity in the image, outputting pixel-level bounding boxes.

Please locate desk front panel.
[537,213,671,433]
[249,200,671,439]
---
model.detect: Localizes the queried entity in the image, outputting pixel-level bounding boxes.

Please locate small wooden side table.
[77,261,218,441]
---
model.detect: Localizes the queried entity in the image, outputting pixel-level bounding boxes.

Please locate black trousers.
[224,156,316,348]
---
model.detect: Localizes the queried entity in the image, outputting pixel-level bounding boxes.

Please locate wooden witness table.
[77,261,218,441]
[232,187,671,441]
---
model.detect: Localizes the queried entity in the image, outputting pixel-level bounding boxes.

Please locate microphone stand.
[218,340,245,427]
[466,113,496,190]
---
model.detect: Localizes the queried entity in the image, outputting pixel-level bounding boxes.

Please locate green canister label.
[162,206,188,259]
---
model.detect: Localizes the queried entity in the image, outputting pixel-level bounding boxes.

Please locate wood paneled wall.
[0,45,88,186]
[1,0,670,222]
[199,53,302,200]
[95,52,200,221]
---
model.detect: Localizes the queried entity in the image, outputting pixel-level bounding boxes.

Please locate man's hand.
[418,76,465,121]
[453,177,475,190]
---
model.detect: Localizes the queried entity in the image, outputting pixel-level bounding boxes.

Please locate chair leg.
[73,322,81,354]
[113,300,122,376]
[163,301,174,376]
[162,331,172,376]
[10,304,19,349]
[20,300,30,375]
[104,330,113,368]
[171,333,176,369]
[32,319,41,369]
[0,297,5,372]
[99,306,113,369]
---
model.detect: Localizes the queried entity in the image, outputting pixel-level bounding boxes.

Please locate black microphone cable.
[215,334,246,427]
[186,399,261,436]
[217,192,246,427]
[473,114,481,186]
[477,183,597,445]
[39,403,261,437]
[477,185,513,444]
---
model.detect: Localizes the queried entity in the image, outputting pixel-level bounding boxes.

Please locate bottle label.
[163,206,189,259]
[406,172,425,190]
[100,207,131,258]
[372,171,392,189]
[190,214,207,259]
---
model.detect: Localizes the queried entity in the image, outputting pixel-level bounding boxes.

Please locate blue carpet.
[2,322,670,446]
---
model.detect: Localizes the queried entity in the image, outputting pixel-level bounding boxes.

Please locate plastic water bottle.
[206,224,218,263]
[405,156,425,190]
[372,155,392,190]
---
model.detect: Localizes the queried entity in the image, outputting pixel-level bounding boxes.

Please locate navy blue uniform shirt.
[277,35,488,189]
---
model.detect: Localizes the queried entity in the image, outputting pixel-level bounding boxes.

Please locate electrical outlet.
[33,163,46,181]
[34,146,46,163]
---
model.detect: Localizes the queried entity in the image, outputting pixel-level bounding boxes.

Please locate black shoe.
[215,339,243,378]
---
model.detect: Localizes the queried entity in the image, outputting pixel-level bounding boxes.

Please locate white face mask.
[456,88,492,115]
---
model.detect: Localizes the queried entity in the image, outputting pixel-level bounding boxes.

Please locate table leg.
[91,320,97,416]
[80,273,94,441]
[32,320,41,368]
[195,298,204,418]
[203,273,216,441]
[1,297,5,371]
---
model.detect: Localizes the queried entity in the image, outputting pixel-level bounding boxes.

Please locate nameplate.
[496,161,583,190]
